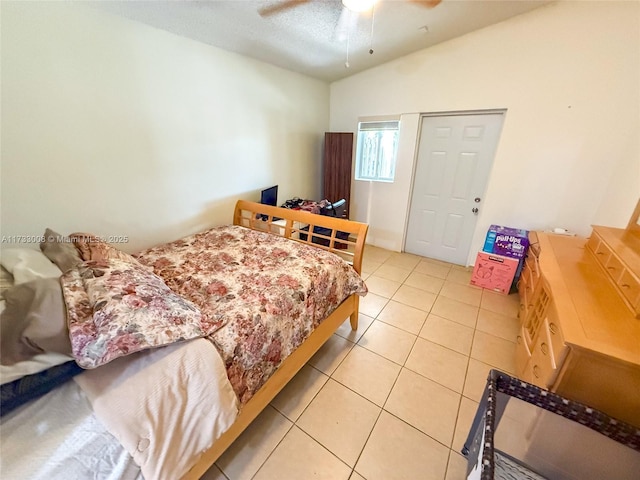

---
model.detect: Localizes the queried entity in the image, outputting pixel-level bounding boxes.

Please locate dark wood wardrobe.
[322,132,353,218]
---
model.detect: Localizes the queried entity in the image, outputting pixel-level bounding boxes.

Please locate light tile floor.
[203,246,520,480]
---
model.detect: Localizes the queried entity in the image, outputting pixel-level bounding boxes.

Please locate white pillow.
[0,294,71,383]
[0,253,71,382]
[0,248,62,285]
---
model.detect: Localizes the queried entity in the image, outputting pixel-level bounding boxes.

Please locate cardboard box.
[483,225,530,259]
[470,251,520,295]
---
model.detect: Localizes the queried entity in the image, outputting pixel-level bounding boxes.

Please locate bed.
[0,200,369,479]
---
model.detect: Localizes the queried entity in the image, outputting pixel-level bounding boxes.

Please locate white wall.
[330,1,640,264]
[1,1,329,252]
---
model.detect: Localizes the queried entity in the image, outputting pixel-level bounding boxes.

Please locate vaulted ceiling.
[93,0,552,82]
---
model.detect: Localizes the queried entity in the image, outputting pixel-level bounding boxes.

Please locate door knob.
[474,197,481,203]
[472,208,479,214]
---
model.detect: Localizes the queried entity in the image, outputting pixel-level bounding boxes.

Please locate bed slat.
[234,200,368,275]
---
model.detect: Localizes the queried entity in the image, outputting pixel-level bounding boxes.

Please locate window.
[355,120,400,182]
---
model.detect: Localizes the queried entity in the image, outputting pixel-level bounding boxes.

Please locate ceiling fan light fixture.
[342,0,378,13]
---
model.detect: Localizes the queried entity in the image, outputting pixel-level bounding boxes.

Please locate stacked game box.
[471,225,530,294]
[482,225,530,259]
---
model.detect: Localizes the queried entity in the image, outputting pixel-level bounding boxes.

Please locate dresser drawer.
[516,327,532,376]
[527,255,540,281]
[605,255,624,282]
[527,320,558,389]
[517,250,541,324]
[545,302,568,366]
[523,284,550,344]
[517,263,531,295]
[518,296,527,322]
[618,270,640,312]
[586,232,601,254]
[518,270,534,322]
[593,240,612,265]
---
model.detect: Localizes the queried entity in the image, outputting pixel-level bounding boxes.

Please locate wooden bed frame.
[183,200,369,479]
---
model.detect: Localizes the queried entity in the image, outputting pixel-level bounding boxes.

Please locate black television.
[260,185,278,207]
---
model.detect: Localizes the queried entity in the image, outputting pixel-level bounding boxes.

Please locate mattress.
[0,380,142,480]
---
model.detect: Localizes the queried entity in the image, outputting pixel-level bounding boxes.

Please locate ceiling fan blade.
[334,6,357,42]
[410,0,442,8]
[258,0,311,17]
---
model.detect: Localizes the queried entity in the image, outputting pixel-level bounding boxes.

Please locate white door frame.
[401,109,506,263]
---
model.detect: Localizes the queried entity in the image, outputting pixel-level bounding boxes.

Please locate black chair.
[299,199,349,247]
[322,198,346,218]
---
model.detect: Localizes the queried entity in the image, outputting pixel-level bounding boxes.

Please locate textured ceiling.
[93,0,552,82]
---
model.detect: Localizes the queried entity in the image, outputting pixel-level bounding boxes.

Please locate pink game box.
[470,251,520,295]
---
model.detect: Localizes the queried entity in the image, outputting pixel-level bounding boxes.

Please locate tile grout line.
[239,322,364,480]
[221,250,522,480]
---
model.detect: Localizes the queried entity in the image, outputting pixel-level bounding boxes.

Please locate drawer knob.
[549,322,558,334]
[541,342,549,355]
[517,335,522,344]
[621,283,630,289]
[533,365,540,378]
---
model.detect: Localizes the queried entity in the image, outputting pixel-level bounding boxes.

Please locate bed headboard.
[233,200,368,275]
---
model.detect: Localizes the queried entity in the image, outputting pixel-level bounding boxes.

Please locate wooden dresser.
[516,224,640,427]
[587,226,640,317]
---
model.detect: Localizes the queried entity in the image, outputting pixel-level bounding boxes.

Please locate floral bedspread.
[60,258,222,369]
[135,225,367,404]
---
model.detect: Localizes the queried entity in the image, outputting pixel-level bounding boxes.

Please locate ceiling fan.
[258,0,442,19]
[259,0,442,68]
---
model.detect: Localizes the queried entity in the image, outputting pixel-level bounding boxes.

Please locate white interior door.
[404,112,504,265]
